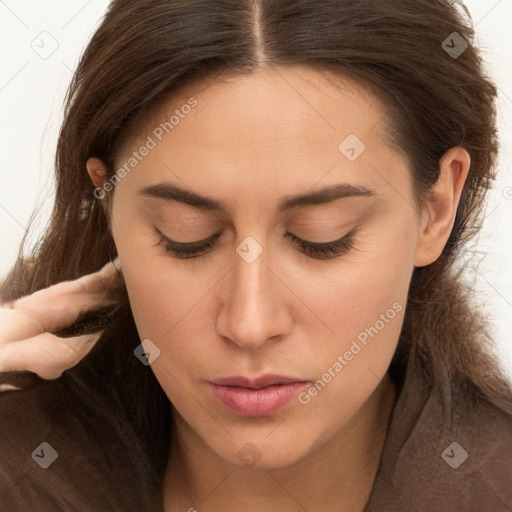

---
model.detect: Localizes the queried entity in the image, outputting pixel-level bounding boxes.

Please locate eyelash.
[155,226,358,261]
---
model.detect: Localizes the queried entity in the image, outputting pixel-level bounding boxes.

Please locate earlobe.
[414,147,471,268]
[86,157,109,189]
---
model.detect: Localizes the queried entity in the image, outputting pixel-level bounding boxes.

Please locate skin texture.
[87,66,470,512]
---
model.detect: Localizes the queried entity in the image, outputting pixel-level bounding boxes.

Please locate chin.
[210,435,312,470]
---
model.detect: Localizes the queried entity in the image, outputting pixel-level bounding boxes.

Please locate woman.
[1,0,511,510]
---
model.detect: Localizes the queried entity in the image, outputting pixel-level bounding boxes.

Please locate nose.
[215,241,292,350]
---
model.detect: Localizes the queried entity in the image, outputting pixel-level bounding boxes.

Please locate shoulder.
[0,378,160,512]
[365,367,512,512]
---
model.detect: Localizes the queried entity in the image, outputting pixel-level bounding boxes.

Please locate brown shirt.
[364,355,512,512]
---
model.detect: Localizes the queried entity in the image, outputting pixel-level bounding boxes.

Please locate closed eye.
[154,226,358,261]
[284,228,357,259]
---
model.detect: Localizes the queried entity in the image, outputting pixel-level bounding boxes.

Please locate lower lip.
[208,382,308,417]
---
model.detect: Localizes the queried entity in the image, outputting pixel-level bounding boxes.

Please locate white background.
[0,1,511,380]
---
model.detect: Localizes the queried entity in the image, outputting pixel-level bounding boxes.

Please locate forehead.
[113,66,412,215]
[120,65,391,154]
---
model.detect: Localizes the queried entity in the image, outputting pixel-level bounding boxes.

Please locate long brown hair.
[1,0,511,509]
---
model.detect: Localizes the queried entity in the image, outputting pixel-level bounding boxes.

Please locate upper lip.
[209,375,306,389]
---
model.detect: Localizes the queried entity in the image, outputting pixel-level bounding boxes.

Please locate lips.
[210,374,304,389]
[208,374,308,417]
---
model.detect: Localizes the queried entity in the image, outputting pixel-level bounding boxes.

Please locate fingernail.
[112,256,122,273]
[0,383,23,392]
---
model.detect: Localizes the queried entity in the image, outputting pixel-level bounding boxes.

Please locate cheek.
[111,207,190,338]
[118,247,223,381]
[298,240,413,340]
[122,264,196,345]
[302,270,406,384]
[122,268,207,408]
[292,235,412,403]
[294,281,405,440]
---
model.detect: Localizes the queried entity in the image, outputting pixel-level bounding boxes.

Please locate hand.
[0,258,124,392]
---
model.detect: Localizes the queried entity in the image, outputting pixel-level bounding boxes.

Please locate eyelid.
[155,225,353,247]
[154,226,219,247]
[154,224,359,260]
[284,227,357,246]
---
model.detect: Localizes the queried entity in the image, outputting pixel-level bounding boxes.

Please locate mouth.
[208,375,309,417]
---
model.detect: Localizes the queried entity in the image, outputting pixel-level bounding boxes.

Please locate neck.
[163,375,397,512]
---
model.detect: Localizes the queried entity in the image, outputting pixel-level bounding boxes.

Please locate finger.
[0,307,46,348]
[0,371,41,393]
[75,257,124,299]
[8,260,124,333]
[0,330,103,380]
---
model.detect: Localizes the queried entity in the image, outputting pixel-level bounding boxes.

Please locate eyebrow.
[137,182,377,214]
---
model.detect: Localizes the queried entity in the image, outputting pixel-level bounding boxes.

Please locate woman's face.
[104,67,425,468]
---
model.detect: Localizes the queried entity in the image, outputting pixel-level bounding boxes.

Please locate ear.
[86,157,109,190]
[414,147,471,268]
[86,157,114,233]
